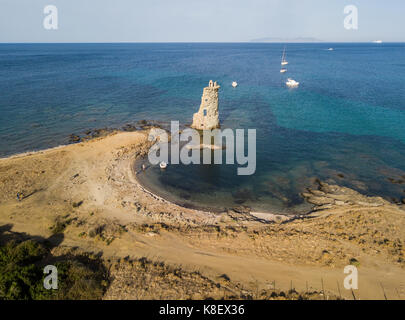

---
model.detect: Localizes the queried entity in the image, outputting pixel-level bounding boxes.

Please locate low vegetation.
[0,238,108,300]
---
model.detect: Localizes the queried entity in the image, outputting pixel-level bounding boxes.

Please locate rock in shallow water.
[301,180,391,211]
[68,134,81,143]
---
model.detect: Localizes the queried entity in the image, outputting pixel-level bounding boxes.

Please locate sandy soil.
[0,130,404,300]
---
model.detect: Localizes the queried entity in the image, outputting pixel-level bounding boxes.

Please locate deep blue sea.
[1,43,405,213]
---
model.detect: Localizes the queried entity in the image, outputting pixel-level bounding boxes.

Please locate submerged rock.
[122,124,138,132]
[68,134,81,143]
[301,180,391,211]
[179,193,191,200]
[232,188,257,204]
[232,205,251,214]
[387,177,405,184]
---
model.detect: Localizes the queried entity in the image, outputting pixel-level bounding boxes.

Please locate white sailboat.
[281,47,288,66]
[280,47,299,87]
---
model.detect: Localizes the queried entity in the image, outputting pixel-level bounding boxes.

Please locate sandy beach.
[0,129,404,300]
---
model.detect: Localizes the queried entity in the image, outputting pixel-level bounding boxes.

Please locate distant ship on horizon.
[372,40,383,44]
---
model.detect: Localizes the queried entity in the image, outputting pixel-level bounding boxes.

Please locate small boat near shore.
[286,78,299,88]
[232,81,238,88]
[159,161,167,169]
[280,68,287,73]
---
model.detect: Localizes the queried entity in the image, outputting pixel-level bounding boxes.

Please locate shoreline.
[1,128,402,218]
[0,128,302,220]
[0,129,404,299]
[0,128,396,218]
[130,156,222,215]
[133,156,299,220]
[0,143,69,161]
[0,127,248,215]
[0,120,168,161]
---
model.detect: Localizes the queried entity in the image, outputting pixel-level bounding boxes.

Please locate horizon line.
[1,41,404,44]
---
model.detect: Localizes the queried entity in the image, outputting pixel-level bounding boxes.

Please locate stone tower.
[191,80,220,130]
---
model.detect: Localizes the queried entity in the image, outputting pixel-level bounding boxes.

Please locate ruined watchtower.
[191,80,220,130]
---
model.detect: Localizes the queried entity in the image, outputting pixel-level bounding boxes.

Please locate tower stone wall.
[191,80,220,130]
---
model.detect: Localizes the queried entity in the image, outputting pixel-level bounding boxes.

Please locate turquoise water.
[1,43,405,213]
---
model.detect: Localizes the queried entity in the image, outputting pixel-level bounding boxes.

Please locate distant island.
[250,36,324,43]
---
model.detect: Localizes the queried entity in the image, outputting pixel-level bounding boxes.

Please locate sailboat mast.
[281,46,288,66]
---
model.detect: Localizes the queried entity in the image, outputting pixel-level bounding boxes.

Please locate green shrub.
[0,239,108,300]
[52,257,108,300]
[349,258,360,267]
[0,240,51,300]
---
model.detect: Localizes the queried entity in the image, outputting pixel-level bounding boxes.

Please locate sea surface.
[1,43,405,213]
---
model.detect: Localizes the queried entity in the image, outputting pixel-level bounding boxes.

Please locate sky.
[0,0,404,42]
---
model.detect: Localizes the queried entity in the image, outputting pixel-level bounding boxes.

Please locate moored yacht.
[286,78,299,87]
